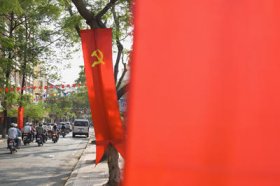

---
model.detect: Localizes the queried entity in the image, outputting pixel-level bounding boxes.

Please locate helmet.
[11,123,17,127]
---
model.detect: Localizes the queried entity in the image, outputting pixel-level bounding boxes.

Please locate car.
[72,119,89,138]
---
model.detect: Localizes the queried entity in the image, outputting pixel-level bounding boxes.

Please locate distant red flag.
[124,1,280,186]
[17,107,24,130]
[80,29,125,163]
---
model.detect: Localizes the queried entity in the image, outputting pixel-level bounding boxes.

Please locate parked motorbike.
[8,139,17,154]
[36,134,44,146]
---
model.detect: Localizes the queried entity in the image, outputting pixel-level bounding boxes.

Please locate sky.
[60,50,84,84]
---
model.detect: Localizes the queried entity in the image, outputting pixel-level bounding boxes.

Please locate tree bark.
[117,83,129,100]
[103,144,121,186]
[1,106,8,138]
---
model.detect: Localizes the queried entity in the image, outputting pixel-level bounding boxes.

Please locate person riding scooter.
[22,123,33,143]
[36,123,45,143]
[60,124,67,137]
[52,123,59,142]
[8,123,21,149]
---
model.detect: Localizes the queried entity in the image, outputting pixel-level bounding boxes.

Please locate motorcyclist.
[22,122,32,141]
[60,123,67,136]
[52,123,59,140]
[8,123,21,148]
[36,123,45,142]
[53,123,58,132]
[61,123,66,131]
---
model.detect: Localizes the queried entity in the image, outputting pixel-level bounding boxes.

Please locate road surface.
[0,129,93,186]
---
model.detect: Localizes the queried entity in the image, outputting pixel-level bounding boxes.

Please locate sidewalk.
[64,139,124,186]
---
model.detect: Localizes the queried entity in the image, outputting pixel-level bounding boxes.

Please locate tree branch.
[114,41,123,83]
[116,62,127,90]
[71,0,99,28]
[117,83,128,100]
[96,0,119,20]
[112,5,123,83]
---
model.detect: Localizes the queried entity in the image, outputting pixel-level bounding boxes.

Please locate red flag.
[124,1,280,186]
[17,106,24,130]
[80,29,125,164]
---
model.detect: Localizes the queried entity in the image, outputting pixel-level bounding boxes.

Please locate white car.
[72,119,89,138]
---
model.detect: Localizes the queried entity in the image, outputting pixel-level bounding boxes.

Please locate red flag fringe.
[0,83,84,93]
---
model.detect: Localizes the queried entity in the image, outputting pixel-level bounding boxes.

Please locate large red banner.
[80,29,125,163]
[124,1,280,186]
[17,106,24,130]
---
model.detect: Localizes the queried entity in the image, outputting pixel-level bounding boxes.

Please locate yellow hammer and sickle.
[91,49,105,67]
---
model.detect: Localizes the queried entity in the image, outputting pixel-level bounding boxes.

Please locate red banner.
[80,29,125,163]
[17,106,24,130]
[124,1,280,186]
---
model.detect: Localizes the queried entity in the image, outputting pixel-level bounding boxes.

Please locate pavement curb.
[64,137,92,185]
[64,136,110,186]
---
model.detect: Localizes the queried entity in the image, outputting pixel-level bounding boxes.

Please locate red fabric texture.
[124,1,280,185]
[17,106,24,130]
[80,29,125,164]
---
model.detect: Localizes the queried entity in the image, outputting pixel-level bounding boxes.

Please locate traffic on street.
[0,128,93,186]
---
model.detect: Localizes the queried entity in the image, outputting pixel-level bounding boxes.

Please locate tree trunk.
[103,144,121,186]
[1,109,8,138]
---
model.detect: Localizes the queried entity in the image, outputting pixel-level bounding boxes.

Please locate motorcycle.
[8,139,17,154]
[52,133,58,143]
[22,133,32,145]
[36,134,44,146]
[61,130,66,138]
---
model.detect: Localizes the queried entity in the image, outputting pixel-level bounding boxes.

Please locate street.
[0,129,93,186]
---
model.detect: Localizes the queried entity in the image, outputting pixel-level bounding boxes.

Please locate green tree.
[25,102,48,122]
[0,0,23,137]
[45,92,74,122]
[0,0,77,137]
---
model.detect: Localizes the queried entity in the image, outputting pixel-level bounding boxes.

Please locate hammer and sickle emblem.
[91,49,105,67]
